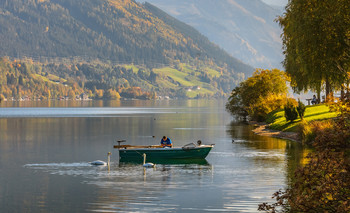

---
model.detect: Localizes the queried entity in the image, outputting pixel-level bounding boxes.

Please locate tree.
[226,86,249,120]
[296,99,306,120]
[226,69,288,121]
[278,0,350,101]
[104,89,121,100]
[18,75,24,86]
[94,89,104,99]
[284,99,298,122]
[68,90,76,100]
[149,70,157,83]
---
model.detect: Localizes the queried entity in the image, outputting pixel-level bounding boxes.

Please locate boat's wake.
[25,162,91,168]
[24,162,113,178]
[24,161,213,180]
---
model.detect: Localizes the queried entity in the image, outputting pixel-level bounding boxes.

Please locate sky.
[261,0,288,7]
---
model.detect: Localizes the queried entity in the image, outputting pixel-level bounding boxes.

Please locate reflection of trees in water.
[226,120,252,140]
[226,120,308,185]
[226,120,288,149]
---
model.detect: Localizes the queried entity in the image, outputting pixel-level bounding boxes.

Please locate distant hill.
[143,0,284,69]
[0,0,254,99]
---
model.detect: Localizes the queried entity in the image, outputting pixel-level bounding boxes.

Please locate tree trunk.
[316,83,321,103]
[325,79,330,102]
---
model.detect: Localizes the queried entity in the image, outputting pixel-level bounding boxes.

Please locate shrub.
[298,119,314,144]
[296,99,306,119]
[314,101,350,151]
[249,94,287,122]
[259,150,350,213]
[284,98,298,122]
[298,120,334,145]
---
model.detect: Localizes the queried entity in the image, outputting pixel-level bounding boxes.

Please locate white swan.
[142,153,155,168]
[90,152,111,166]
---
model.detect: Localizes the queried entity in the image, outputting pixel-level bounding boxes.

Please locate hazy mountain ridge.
[143,0,284,69]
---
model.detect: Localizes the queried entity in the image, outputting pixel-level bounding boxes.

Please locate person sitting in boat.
[160,136,172,148]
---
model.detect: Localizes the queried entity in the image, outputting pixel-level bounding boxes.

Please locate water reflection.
[24,160,214,212]
[0,100,309,212]
[227,120,310,184]
[89,163,214,212]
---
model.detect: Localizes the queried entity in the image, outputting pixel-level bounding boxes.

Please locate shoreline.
[251,123,300,142]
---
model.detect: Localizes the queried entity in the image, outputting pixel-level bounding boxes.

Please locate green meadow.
[152,64,218,97]
[266,104,338,132]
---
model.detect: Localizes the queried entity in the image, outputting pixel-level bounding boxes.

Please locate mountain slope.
[143,0,284,69]
[0,0,252,73]
[0,0,253,98]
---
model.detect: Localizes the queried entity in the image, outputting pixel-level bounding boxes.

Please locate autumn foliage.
[259,100,350,212]
[0,58,155,100]
[226,69,288,121]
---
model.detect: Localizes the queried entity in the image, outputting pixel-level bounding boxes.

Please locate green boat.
[119,158,210,165]
[114,141,214,163]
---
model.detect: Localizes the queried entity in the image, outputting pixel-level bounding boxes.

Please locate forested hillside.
[0,0,253,99]
[0,56,248,100]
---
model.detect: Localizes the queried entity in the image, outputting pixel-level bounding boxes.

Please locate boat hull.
[119,158,209,165]
[118,145,213,162]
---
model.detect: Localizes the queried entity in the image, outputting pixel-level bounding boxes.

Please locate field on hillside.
[153,64,220,98]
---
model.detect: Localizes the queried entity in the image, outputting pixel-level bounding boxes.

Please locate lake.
[0,100,305,212]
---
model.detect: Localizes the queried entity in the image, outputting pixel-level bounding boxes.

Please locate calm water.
[0,100,304,212]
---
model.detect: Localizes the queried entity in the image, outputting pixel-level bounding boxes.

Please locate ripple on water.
[24,157,281,212]
[210,151,286,159]
[24,162,213,182]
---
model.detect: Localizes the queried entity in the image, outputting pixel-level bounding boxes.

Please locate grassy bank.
[266,104,338,132]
